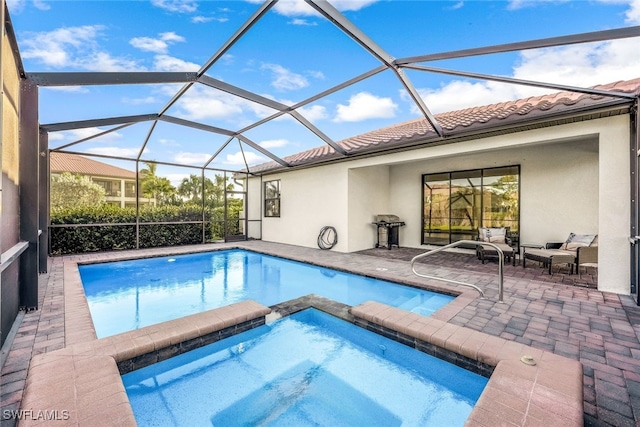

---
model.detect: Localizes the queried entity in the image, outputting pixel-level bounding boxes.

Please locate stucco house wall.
[258,163,350,251]
[387,137,599,249]
[248,114,631,295]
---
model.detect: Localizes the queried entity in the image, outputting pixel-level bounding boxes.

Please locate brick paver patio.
[1,241,637,426]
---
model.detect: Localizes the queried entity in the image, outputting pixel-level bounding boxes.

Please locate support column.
[38,129,48,272]
[632,99,640,304]
[19,78,39,309]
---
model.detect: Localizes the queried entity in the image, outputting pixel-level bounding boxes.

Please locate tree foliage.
[50,173,105,210]
[140,162,177,205]
[49,170,247,254]
[177,174,234,207]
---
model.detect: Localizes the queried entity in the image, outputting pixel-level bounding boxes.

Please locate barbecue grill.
[372,214,405,249]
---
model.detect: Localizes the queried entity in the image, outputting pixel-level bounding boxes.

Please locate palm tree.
[177,174,204,205]
[140,162,176,205]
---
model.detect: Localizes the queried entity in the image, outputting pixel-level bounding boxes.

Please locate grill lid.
[375,214,400,223]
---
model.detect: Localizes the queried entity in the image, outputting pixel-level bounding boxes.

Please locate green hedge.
[50,205,243,255]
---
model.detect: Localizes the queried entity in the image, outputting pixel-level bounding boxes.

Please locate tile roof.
[50,152,136,179]
[251,77,640,174]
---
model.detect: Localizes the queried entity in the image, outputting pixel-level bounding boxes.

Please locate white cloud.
[626,0,640,23]
[412,0,640,114]
[246,0,378,16]
[289,18,318,26]
[265,0,319,17]
[6,0,48,12]
[507,0,568,10]
[42,86,90,93]
[224,151,266,166]
[56,127,123,143]
[514,39,640,86]
[167,84,275,123]
[130,32,185,54]
[170,85,245,121]
[153,54,200,71]
[328,0,379,12]
[151,0,197,13]
[307,70,325,80]
[122,95,158,105]
[261,63,309,91]
[47,133,65,141]
[192,15,228,23]
[174,152,211,165]
[80,51,143,72]
[408,81,518,115]
[192,16,214,23]
[158,138,180,147]
[33,0,50,10]
[334,92,398,122]
[164,173,190,187]
[159,32,185,43]
[21,25,144,71]
[297,104,328,121]
[221,54,235,65]
[22,25,103,67]
[6,0,26,13]
[259,139,289,149]
[130,37,169,54]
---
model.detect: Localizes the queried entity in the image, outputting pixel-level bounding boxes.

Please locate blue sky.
[7,0,640,181]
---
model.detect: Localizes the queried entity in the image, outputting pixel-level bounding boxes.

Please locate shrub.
[49,204,237,254]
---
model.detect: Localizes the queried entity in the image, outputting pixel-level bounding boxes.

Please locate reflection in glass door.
[450,170,482,242]
[224,172,247,243]
[423,166,520,245]
[423,173,450,245]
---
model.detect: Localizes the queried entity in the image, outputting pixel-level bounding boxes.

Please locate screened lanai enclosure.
[3,0,640,347]
[30,1,639,254]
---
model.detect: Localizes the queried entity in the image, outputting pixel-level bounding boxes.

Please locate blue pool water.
[122,309,487,426]
[80,249,453,338]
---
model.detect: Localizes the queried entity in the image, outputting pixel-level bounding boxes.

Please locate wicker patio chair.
[522,233,597,275]
[576,245,598,278]
[476,227,516,266]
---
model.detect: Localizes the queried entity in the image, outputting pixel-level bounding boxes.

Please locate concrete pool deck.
[1,241,639,426]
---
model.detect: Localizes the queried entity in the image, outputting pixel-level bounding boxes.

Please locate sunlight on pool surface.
[122,309,487,426]
[80,249,454,338]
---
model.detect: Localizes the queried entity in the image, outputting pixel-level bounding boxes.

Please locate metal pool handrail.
[410,240,504,303]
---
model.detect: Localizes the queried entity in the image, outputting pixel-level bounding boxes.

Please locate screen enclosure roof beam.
[304,0,444,137]
[157,0,277,117]
[402,64,639,99]
[396,26,640,65]
[27,72,198,86]
[41,114,158,132]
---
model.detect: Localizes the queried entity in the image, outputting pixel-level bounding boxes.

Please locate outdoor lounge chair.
[523,233,597,275]
[476,227,517,266]
[576,244,598,278]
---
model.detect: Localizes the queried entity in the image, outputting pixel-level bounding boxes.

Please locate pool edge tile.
[350,302,584,427]
[18,300,273,426]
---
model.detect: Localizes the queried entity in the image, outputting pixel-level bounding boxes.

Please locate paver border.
[15,243,584,426]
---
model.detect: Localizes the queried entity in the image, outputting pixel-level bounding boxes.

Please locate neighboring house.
[246,77,640,296]
[49,152,154,208]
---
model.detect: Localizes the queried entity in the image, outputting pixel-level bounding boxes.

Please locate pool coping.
[351,301,584,427]
[18,244,583,426]
[19,300,271,426]
[62,244,477,347]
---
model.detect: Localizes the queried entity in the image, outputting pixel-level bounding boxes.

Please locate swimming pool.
[80,249,454,338]
[122,308,487,426]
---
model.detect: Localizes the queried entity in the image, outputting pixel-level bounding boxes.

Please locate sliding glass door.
[423,166,520,245]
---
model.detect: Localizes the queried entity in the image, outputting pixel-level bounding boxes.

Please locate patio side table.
[521,243,545,267]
